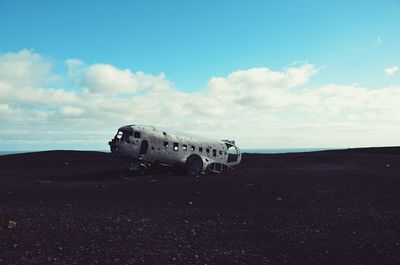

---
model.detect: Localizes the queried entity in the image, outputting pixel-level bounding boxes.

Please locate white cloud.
[0,49,400,149]
[83,64,170,95]
[65,58,83,68]
[385,66,399,76]
[374,37,382,46]
[207,64,317,109]
[61,106,84,116]
[0,49,53,87]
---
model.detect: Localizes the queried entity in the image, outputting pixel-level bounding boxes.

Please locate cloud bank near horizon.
[0,49,399,150]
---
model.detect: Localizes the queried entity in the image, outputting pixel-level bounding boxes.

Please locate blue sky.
[2,0,399,90]
[0,0,400,150]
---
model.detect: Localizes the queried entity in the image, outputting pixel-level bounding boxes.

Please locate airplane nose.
[109,139,121,154]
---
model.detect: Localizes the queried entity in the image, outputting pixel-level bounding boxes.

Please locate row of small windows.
[126,132,225,157]
[164,141,225,157]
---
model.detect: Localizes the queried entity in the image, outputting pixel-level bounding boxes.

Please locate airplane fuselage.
[109,125,241,175]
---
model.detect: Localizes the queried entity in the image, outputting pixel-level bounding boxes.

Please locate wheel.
[186,154,204,177]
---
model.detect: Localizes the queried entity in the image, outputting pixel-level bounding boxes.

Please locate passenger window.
[134,131,141,138]
[190,145,195,151]
[206,148,210,153]
[199,147,203,152]
[183,144,187,150]
[213,149,217,157]
[219,150,223,155]
[164,141,169,147]
[173,142,179,151]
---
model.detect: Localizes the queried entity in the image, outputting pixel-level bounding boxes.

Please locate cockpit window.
[134,131,141,138]
[116,131,123,139]
[115,130,132,143]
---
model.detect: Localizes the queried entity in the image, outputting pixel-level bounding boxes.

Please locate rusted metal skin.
[109,125,241,175]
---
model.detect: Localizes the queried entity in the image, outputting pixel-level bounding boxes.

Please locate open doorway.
[227,145,240,163]
[139,140,149,155]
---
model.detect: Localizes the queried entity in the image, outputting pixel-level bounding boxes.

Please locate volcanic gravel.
[1,148,400,264]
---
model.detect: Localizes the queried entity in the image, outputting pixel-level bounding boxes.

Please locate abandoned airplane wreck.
[109,125,241,176]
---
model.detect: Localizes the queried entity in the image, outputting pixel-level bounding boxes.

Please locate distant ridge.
[1,149,329,156]
[0,150,110,156]
[2,146,400,156]
[241,148,331,154]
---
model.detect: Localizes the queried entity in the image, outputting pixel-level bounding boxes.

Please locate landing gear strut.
[129,161,148,175]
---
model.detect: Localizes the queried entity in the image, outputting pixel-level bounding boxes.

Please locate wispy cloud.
[385,66,399,76]
[374,37,383,46]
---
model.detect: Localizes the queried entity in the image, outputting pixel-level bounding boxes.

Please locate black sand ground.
[1,148,400,265]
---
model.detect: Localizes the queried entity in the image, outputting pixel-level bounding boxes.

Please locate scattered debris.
[385,164,391,168]
[7,220,17,229]
[37,180,51,185]
[193,191,201,196]
[64,162,69,166]
[276,197,283,201]
[148,179,159,182]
